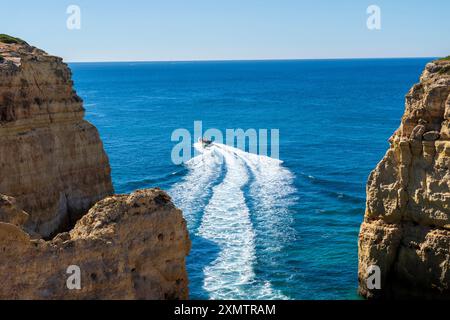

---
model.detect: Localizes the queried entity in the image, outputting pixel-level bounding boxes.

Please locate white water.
[170,142,295,299]
[170,145,223,231]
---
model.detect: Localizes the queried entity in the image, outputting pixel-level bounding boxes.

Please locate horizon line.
[66,56,438,64]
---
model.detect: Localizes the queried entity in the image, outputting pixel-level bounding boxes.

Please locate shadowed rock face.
[359,58,450,299]
[0,39,191,300]
[0,41,113,237]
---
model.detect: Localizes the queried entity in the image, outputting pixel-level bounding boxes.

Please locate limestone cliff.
[0,36,190,300]
[359,57,450,299]
[0,189,190,300]
[0,38,113,237]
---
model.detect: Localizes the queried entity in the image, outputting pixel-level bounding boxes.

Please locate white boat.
[198,138,213,148]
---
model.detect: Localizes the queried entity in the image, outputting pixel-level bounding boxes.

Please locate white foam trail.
[198,144,289,300]
[169,143,223,231]
[217,144,297,248]
[171,142,295,300]
[198,147,256,299]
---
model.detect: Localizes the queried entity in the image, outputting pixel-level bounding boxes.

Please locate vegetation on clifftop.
[0,34,27,45]
[438,65,450,75]
[439,55,450,61]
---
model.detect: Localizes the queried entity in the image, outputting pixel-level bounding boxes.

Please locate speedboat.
[198,138,213,148]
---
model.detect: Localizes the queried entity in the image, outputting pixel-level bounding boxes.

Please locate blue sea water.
[70,58,432,300]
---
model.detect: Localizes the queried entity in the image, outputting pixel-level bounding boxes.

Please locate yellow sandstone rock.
[0,189,191,300]
[359,58,450,299]
[0,40,113,237]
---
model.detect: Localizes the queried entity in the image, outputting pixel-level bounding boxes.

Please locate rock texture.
[359,58,450,299]
[0,37,191,300]
[0,194,29,227]
[0,189,190,300]
[0,40,113,237]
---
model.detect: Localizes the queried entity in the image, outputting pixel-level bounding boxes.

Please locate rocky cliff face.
[359,58,450,299]
[0,39,113,237]
[0,37,190,299]
[0,189,190,300]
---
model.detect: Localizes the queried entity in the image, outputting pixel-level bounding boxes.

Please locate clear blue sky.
[1,0,449,62]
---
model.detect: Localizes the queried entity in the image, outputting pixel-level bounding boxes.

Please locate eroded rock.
[359,57,450,299]
[423,131,441,141]
[0,189,191,300]
[0,40,113,237]
[0,194,29,227]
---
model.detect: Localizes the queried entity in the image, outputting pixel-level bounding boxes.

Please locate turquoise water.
[71,58,431,300]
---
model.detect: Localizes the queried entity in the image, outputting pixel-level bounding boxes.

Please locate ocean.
[70,58,432,300]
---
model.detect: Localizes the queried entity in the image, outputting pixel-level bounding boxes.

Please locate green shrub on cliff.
[0,54,4,62]
[439,56,450,61]
[0,34,27,45]
[438,65,450,75]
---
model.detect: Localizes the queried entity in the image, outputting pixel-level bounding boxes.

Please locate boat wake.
[169,142,296,300]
